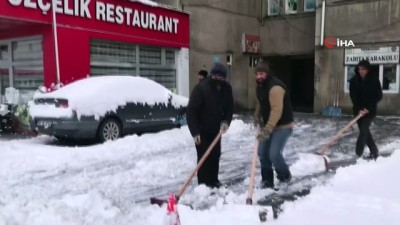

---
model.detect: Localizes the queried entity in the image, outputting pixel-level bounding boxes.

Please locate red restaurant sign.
[0,0,189,47]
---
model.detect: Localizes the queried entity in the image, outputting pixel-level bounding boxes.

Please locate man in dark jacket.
[197,69,208,83]
[186,62,234,188]
[254,62,294,189]
[349,59,383,159]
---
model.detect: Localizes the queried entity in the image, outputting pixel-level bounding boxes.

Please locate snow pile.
[272,150,400,225]
[29,76,188,120]
[290,153,327,176]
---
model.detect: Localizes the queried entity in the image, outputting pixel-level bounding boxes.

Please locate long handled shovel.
[316,111,366,170]
[246,138,259,205]
[150,130,223,205]
[242,132,273,223]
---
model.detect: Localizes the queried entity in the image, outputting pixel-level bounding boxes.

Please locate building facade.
[0,0,190,104]
[2,0,399,115]
[159,0,399,115]
[314,0,400,115]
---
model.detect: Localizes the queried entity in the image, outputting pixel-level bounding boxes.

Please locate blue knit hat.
[210,63,227,79]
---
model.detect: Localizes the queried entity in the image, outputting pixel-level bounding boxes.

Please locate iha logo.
[324,36,355,49]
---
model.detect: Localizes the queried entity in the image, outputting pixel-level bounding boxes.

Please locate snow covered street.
[0,113,399,225]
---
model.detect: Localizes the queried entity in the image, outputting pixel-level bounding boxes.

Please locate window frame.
[303,0,316,12]
[267,0,280,16]
[285,0,298,14]
[344,64,400,94]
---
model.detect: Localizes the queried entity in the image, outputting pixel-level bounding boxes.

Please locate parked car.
[29,76,188,142]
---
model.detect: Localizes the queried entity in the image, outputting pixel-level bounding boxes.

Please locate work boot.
[277,172,292,183]
[261,180,274,189]
[211,181,223,189]
[261,168,274,189]
[365,152,379,160]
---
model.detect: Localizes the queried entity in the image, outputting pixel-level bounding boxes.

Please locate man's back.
[187,79,233,137]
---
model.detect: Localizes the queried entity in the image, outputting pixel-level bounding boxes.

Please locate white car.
[29,76,188,142]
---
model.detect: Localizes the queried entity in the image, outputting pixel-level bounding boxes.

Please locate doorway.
[290,58,314,113]
[264,56,315,113]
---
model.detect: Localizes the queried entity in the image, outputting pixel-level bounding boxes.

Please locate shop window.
[90,39,177,91]
[90,66,136,76]
[0,68,10,102]
[91,40,136,64]
[165,50,175,65]
[304,0,316,12]
[11,39,44,103]
[285,0,297,14]
[382,64,399,93]
[344,64,400,94]
[139,68,176,90]
[268,0,280,16]
[12,39,43,62]
[0,45,9,61]
[140,46,162,65]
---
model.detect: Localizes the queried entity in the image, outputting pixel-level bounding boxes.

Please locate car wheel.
[98,118,121,142]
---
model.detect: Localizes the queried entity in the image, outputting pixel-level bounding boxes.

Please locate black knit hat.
[210,63,227,79]
[198,69,208,78]
[255,61,271,74]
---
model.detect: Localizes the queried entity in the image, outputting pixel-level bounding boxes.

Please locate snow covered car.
[29,76,188,142]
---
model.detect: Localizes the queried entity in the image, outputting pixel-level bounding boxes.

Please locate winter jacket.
[186,79,234,138]
[256,75,294,132]
[349,70,383,117]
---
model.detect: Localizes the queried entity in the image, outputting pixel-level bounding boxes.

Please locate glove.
[256,127,272,141]
[359,108,369,115]
[194,135,201,145]
[220,121,229,134]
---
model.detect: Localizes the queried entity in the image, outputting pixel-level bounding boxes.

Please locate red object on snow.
[167,194,177,213]
[163,194,181,225]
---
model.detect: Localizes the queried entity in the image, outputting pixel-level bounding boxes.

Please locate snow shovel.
[246,137,259,205]
[150,130,223,206]
[316,111,366,171]
[243,130,274,222]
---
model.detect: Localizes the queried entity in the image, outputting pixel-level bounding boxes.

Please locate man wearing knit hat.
[186,62,234,188]
[349,59,382,159]
[254,61,294,189]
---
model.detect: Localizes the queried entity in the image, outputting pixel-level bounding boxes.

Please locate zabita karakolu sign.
[0,0,189,47]
[344,46,400,65]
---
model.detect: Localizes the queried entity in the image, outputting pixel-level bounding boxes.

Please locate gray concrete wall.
[152,0,180,9]
[260,14,316,56]
[182,0,261,110]
[314,0,400,115]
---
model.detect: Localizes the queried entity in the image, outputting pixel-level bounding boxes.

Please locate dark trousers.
[356,116,379,157]
[195,134,221,187]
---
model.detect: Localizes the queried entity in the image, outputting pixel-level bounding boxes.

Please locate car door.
[117,102,149,134]
[146,94,180,129]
